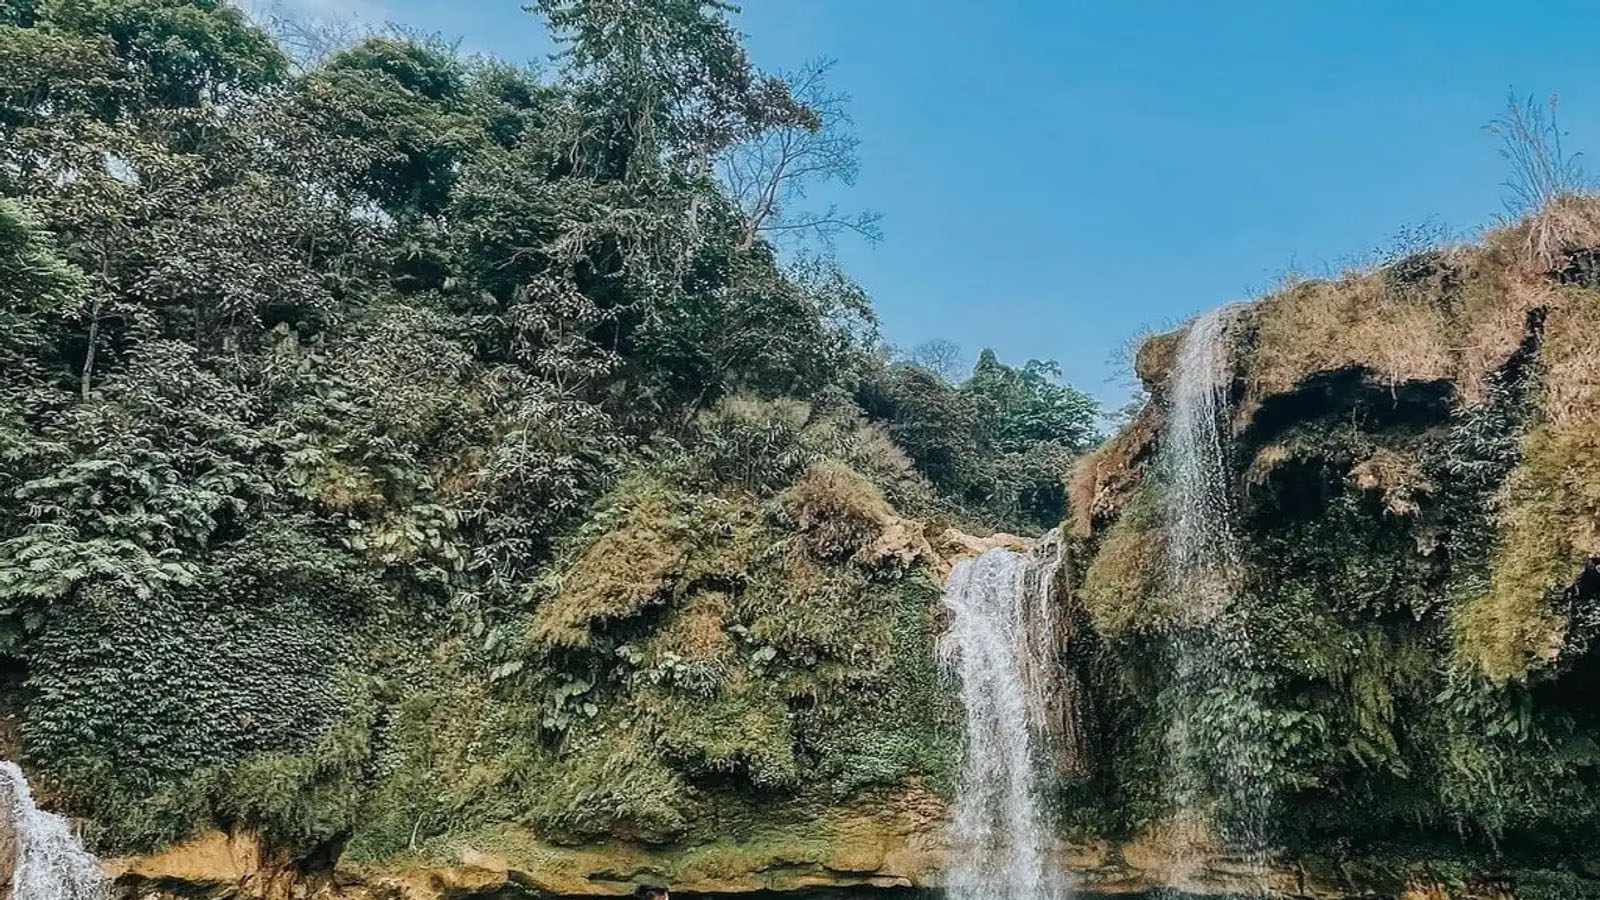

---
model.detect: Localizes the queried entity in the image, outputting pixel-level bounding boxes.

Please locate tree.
[287,36,469,219]
[528,0,810,179]
[965,351,1099,455]
[45,0,287,111]
[857,349,1099,531]
[719,57,880,249]
[905,338,965,381]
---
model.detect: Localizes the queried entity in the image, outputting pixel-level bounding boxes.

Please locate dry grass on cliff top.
[1134,196,1600,424]
[1075,194,1600,679]
[1243,235,1570,414]
[1247,267,1457,404]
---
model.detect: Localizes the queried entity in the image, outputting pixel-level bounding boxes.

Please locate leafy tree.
[293,37,468,218]
[859,349,1099,531]
[530,0,809,177]
[41,0,285,112]
[0,0,1102,856]
[965,350,1099,454]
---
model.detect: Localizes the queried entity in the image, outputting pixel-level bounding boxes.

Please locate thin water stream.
[1160,305,1272,888]
[1165,306,1243,620]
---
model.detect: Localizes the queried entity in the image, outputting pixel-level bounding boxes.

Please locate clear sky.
[282,0,1600,404]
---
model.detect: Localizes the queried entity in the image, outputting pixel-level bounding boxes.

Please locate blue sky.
[284,0,1600,404]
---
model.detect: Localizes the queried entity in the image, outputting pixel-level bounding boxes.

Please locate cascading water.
[1160,304,1272,888]
[1,761,106,900]
[1166,305,1243,619]
[939,530,1075,900]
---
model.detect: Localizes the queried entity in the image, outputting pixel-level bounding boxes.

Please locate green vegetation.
[1064,190,1600,890]
[8,2,1600,896]
[0,0,1093,862]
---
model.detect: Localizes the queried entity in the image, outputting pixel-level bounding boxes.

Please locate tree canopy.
[0,0,1099,854]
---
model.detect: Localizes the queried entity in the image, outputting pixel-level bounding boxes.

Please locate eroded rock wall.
[1060,204,1600,899]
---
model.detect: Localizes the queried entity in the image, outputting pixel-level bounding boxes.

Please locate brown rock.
[931,528,1029,577]
[1134,329,1183,391]
[1,773,14,900]
[103,829,268,900]
[103,802,1566,900]
[866,518,935,573]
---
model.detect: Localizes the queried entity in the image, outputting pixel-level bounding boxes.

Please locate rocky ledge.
[99,791,1526,900]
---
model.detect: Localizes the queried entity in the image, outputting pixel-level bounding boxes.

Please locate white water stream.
[939,532,1071,900]
[1160,305,1272,886]
[2,761,105,900]
[1165,305,1244,620]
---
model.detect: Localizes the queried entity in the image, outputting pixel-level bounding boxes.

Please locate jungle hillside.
[0,0,1099,871]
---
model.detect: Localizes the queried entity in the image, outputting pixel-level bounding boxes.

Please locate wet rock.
[113,815,1528,900]
[931,527,1028,576]
[1,773,14,900]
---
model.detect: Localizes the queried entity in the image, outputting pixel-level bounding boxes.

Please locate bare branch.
[248,0,371,70]
[905,338,967,382]
[718,57,882,250]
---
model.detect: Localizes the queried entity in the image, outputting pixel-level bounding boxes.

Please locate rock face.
[104,819,1521,900]
[93,780,1532,900]
[1,773,14,900]
[1058,214,1600,897]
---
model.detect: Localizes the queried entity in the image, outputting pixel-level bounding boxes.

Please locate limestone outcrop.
[105,817,1530,900]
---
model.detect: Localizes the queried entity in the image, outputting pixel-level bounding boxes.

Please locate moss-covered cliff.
[1059,200,1600,898]
[11,395,971,863]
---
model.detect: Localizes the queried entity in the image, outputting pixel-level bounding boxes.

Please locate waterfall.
[1160,304,1272,885]
[939,530,1073,900]
[1165,304,1243,619]
[1,761,106,900]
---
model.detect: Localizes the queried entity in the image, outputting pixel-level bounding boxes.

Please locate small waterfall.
[1,761,106,900]
[1165,304,1243,619]
[1160,304,1272,887]
[939,531,1073,900]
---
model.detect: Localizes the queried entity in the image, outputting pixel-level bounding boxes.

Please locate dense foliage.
[0,0,1098,858]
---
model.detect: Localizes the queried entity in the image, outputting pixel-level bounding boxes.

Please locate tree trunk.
[80,295,105,401]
